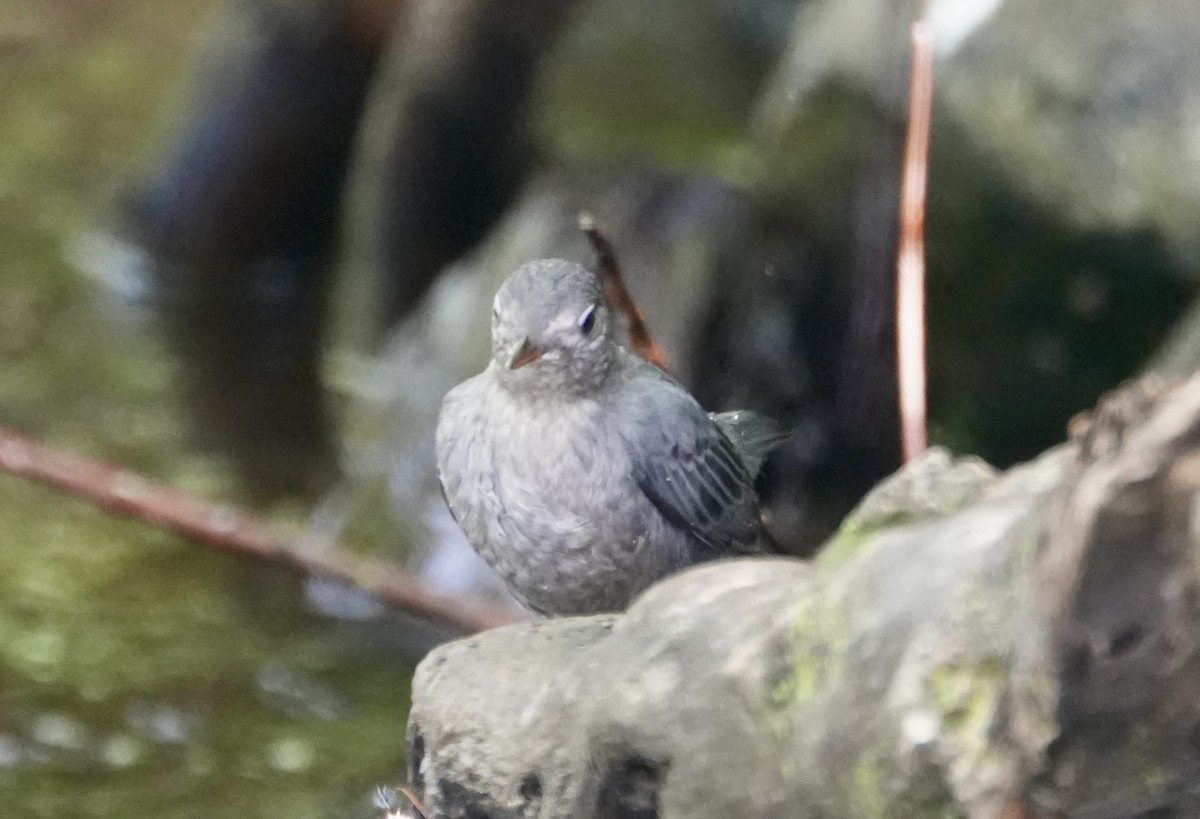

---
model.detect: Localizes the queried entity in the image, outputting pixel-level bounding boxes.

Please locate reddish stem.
[398,786,429,818]
[0,426,520,634]
[897,19,933,462]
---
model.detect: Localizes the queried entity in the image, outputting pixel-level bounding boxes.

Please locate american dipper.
[435,258,786,615]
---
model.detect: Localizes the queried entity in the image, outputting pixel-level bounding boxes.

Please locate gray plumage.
[435,258,787,616]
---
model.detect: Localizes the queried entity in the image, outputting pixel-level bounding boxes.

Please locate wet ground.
[0,2,410,816]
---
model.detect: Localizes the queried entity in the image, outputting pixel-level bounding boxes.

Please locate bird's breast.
[490,396,624,521]
[437,377,692,614]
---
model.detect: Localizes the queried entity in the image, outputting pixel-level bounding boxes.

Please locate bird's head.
[490,259,619,396]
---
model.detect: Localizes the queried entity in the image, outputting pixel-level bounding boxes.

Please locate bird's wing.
[710,410,790,476]
[621,377,761,555]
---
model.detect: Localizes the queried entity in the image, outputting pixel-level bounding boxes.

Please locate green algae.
[0,475,412,818]
[852,755,888,819]
[836,745,965,818]
[769,582,853,717]
[0,3,413,816]
[815,518,879,571]
[925,653,1010,795]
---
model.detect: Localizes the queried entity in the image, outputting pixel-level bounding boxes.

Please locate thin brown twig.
[375,784,429,818]
[897,18,933,463]
[578,212,670,371]
[0,426,520,635]
[398,786,429,819]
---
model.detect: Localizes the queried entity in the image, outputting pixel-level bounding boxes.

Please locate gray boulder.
[757,0,1200,268]
[407,375,1200,818]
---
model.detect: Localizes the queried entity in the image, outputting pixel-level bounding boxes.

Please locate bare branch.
[0,426,520,635]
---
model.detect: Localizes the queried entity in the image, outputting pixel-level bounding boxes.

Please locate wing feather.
[621,377,761,554]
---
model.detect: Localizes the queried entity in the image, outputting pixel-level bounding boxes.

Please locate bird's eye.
[578,304,597,335]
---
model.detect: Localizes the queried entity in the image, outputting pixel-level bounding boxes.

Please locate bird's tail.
[710,410,790,476]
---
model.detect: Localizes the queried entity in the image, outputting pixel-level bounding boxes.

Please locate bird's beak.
[508,337,544,369]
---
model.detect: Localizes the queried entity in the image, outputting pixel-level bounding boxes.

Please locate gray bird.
[435,258,787,616]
